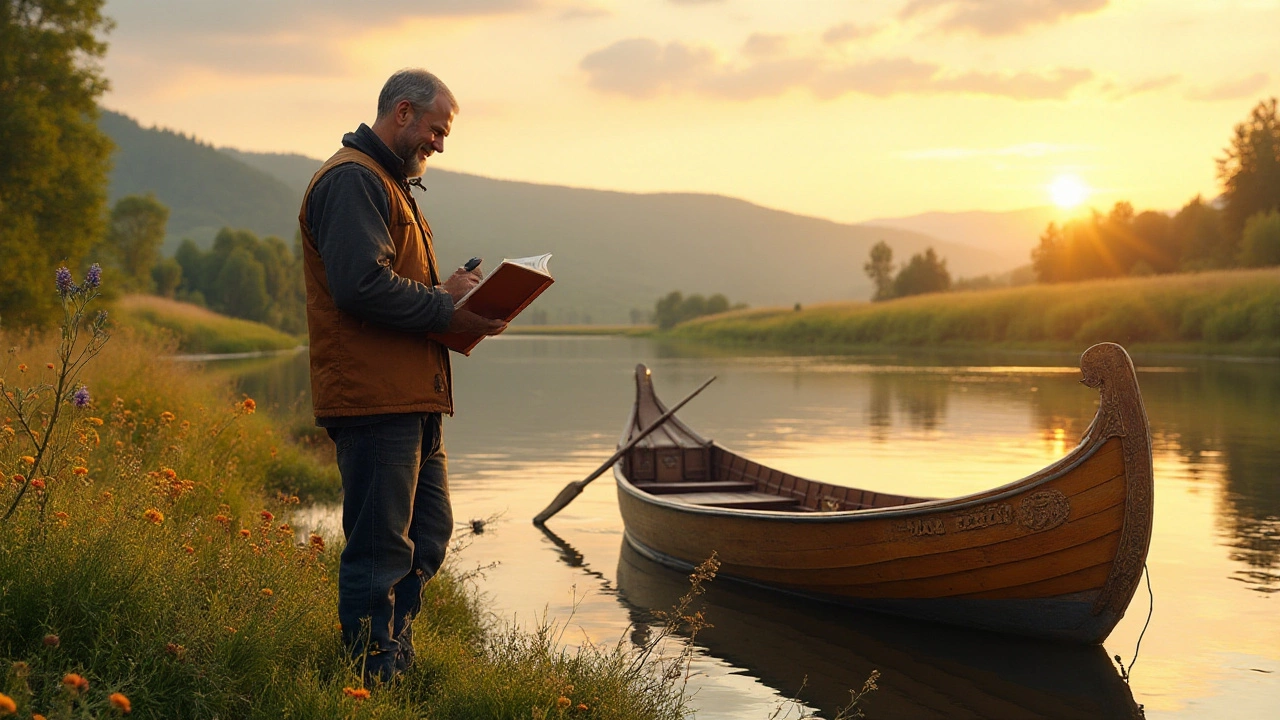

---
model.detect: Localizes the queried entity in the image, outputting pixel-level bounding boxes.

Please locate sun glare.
[1048,174,1091,209]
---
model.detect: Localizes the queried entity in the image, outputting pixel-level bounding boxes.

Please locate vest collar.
[342,124,409,187]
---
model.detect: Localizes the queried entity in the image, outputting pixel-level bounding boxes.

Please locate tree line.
[1032,98,1280,283]
[653,291,747,330]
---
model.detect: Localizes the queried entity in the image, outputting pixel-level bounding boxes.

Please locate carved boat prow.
[613,342,1154,643]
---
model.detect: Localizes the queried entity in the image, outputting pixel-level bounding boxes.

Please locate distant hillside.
[863,207,1072,272]
[100,110,301,250]
[99,113,1008,323]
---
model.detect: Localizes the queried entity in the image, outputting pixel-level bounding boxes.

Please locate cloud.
[558,4,612,20]
[581,39,1095,101]
[1187,73,1271,102]
[103,0,540,79]
[822,23,879,45]
[742,33,789,59]
[580,39,717,97]
[900,0,1108,36]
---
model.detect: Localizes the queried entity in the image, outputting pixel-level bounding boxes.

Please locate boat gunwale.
[613,414,1115,525]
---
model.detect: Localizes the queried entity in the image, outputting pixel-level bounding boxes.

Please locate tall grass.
[1,326,687,718]
[112,295,301,355]
[669,268,1280,355]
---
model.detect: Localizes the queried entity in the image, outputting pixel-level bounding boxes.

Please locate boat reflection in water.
[614,539,1143,720]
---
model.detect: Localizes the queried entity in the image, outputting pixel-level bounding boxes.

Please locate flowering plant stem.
[2,264,109,523]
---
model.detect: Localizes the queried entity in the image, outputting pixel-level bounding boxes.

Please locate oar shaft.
[532,375,716,525]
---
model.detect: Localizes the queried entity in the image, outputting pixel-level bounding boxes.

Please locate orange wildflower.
[20,456,34,465]
[30,478,45,490]
[143,508,164,524]
[162,468,177,480]
[53,511,69,521]
[33,714,47,720]
[342,687,370,700]
[182,544,194,554]
[238,528,251,538]
[260,588,273,597]
[73,466,89,475]
[86,416,104,425]
[108,692,132,713]
[241,398,256,414]
[576,703,589,712]
[0,693,15,714]
[17,364,26,373]
[11,474,23,483]
[43,634,60,647]
[46,363,54,369]
[214,514,230,526]
[557,696,572,710]
[160,411,175,422]
[259,510,274,523]
[309,534,325,552]
[62,673,89,694]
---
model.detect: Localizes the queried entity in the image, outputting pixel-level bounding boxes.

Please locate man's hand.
[440,266,482,303]
[447,308,507,336]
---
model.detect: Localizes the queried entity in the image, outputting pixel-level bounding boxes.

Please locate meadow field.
[112,295,302,355]
[667,268,1280,356]
[0,312,688,718]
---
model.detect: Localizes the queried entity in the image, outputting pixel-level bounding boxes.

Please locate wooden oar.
[532,375,716,526]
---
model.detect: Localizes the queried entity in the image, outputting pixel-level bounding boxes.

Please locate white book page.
[458,253,552,305]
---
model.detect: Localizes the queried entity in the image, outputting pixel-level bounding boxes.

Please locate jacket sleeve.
[306,164,454,333]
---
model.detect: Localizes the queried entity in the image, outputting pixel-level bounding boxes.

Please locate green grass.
[667,268,1280,356]
[111,295,302,355]
[0,332,688,719]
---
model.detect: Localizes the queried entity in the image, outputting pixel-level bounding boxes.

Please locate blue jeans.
[326,413,452,681]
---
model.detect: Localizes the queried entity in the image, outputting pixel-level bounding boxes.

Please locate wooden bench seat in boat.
[631,481,755,495]
[657,491,801,511]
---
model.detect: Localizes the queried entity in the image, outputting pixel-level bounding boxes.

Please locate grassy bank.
[112,295,302,355]
[0,327,687,718]
[505,325,654,336]
[668,268,1280,356]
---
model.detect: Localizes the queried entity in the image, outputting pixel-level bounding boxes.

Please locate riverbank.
[0,332,687,719]
[112,295,302,354]
[665,268,1280,357]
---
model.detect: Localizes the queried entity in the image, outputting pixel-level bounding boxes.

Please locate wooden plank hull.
[613,343,1154,644]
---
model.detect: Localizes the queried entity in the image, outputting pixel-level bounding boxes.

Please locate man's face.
[392,94,454,178]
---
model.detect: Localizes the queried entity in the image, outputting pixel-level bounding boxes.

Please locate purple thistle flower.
[73,385,91,408]
[56,266,75,296]
[85,263,102,289]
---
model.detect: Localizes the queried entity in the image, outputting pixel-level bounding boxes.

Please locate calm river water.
[218,336,1278,719]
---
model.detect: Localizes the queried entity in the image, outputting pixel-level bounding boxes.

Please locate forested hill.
[99,109,1006,323]
[100,110,300,247]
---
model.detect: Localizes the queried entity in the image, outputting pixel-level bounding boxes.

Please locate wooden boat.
[613,342,1153,644]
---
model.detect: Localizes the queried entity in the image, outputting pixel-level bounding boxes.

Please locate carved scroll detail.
[1080,343,1155,618]
[1017,490,1071,532]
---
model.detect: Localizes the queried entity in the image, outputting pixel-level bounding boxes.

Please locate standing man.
[299,68,505,682]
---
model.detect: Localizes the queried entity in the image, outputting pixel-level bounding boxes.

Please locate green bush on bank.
[667,268,1280,354]
[1,326,686,718]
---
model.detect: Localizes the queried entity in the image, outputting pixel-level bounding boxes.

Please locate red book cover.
[428,254,554,355]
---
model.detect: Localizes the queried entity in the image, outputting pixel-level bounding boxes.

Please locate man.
[298,68,505,682]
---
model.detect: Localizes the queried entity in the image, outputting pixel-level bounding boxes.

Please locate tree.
[893,248,951,298]
[1218,97,1280,246]
[105,194,169,292]
[0,0,114,326]
[863,241,895,301]
[151,257,182,299]
[1239,209,1280,267]
[1171,195,1229,270]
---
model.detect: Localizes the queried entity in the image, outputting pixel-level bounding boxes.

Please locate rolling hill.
[99,110,1009,324]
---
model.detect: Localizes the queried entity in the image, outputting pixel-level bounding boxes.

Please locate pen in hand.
[462,257,482,272]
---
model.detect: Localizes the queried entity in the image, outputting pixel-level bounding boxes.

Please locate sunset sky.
[100,0,1280,224]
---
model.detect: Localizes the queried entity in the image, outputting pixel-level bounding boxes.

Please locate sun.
[1048,174,1091,209]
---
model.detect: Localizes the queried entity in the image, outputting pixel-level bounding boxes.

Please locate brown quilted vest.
[299,147,453,417]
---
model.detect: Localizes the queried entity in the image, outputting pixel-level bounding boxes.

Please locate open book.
[428,254,554,355]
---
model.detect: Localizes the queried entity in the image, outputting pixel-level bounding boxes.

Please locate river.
[215,336,1279,719]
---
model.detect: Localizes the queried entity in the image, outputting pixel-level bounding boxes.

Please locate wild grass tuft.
[112,294,301,354]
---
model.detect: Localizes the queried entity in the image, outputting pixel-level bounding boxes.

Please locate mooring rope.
[1116,562,1154,683]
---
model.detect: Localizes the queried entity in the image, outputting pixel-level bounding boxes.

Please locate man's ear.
[396,100,416,126]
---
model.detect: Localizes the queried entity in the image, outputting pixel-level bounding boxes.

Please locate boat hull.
[612,343,1153,644]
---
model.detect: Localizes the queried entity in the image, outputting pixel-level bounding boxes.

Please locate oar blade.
[533,482,584,526]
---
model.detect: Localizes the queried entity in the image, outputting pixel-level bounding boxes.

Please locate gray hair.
[376,69,459,119]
